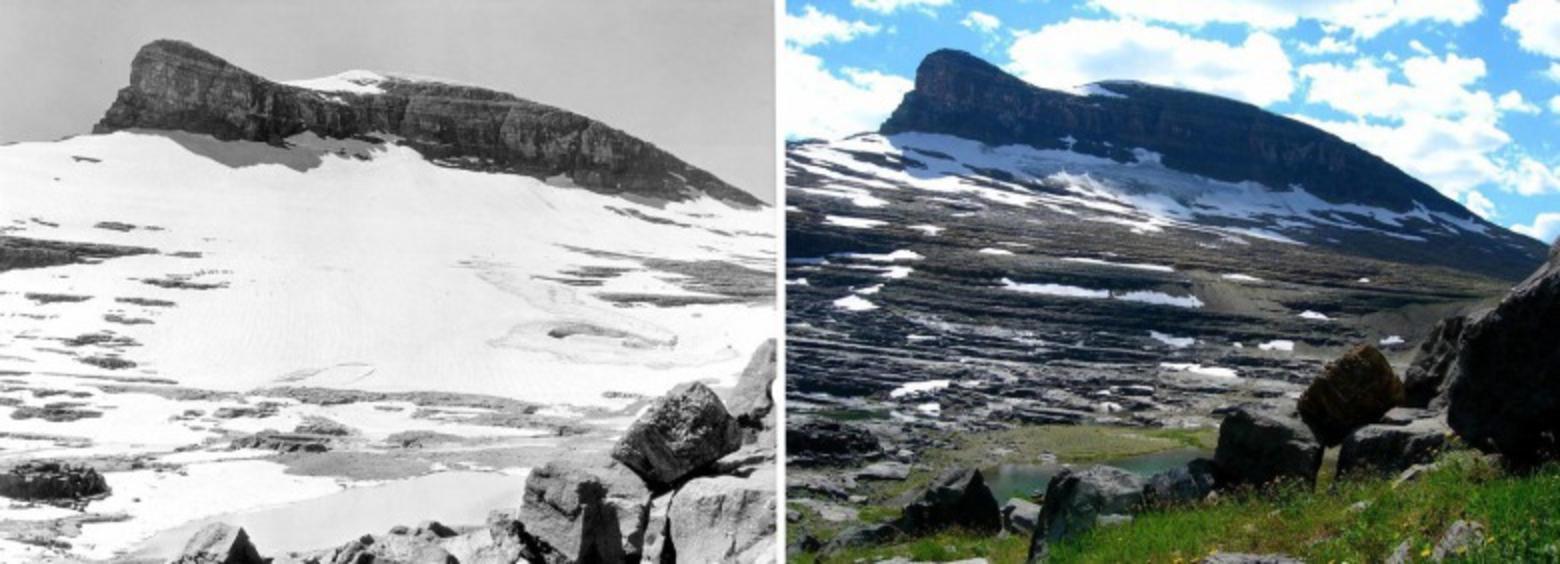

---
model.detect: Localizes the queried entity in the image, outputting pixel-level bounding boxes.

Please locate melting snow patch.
[824,215,887,229]
[1001,278,1109,299]
[890,379,952,398]
[916,402,941,415]
[1149,331,1195,349]
[1161,363,1239,379]
[1298,310,1331,321]
[786,278,809,286]
[833,295,878,312]
[1259,339,1295,352]
[1222,273,1264,283]
[1358,277,1372,283]
[978,248,1015,255]
[880,266,914,279]
[282,70,388,94]
[908,224,945,236]
[1379,335,1405,346]
[855,284,883,295]
[1062,257,1175,273]
[837,249,923,262]
[1116,290,1204,309]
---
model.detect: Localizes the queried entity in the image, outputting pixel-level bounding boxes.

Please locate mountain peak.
[883,50,1467,219]
[94,39,761,207]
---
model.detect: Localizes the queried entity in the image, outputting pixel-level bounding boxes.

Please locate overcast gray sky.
[0,0,774,200]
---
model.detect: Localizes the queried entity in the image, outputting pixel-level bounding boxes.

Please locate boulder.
[1298,344,1404,446]
[896,468,1001,535]
[1001,497,1042,535]
[1446,240,1560,466]
[611,382,741,490]
[172,523,264,564]
[1213,406,1323,487]
[517,454,652,563]
[667,465,776,563]
[855,460,911,481]
[639,492,674,564]
[786,419,883,467]
[1337,417,1450,476]
[822,523,901,553]
[0,461,109,504]
[1402,316,1467,408]
[1142,458,1218,506]
[1432,520,1485,561]
[725,339,777,432]
[1029,465,1144,561]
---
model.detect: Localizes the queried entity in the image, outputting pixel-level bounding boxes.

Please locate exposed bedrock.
[94,39,760,207]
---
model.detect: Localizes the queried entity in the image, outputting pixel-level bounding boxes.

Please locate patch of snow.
[1115,290,1204,309]
[978,248,1015,255]
[823,215,887,229]
[907,224,944,236]
[1221,273,1264,283]
[1379,335,1405,346]
[1149,331,1195,349]
[890,379,952,398]
[837,249,923,262]
[855,284,883,295]
[787,278,809,286]
[282,70,388,94]
[879,266,914,279]
[1259,339,1295,352]
[833,295,879,311]
[1160,363,1239,379]
[1062,257,1175,273]
[1298,310,1331,321]
[1000,278,1109,299]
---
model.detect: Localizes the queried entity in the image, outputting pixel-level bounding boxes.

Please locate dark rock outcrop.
[895,468,1001,536]
[1337,417,1450,476]
[1142,458,1218,506]
[0,461,109,504]
[611,382,741,490]
[1029,465,1145,561]
[1445,240,1560,466]
[94,40,760,207]
[785,419,883,467]
[230,430,333,453]
[1213,406,1323,487]
[1402,316,1468,408]
[1298,344,1404,446]
[822,523,902,554]
[516,455,653,563]
[878,49,1544,279]
[172,523,264,564]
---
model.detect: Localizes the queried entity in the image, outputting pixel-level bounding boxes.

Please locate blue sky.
[783,0,1560,243]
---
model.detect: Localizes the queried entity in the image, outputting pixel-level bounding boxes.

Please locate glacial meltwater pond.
[126,470,527,560]
[985,448,1207,503]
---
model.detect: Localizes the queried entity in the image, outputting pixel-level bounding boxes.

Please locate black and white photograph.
[0,1,777,562]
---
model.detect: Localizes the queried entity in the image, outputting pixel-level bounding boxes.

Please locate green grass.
[793,451,1560,563]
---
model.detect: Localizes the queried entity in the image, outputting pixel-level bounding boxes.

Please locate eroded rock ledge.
[94,39,760,208]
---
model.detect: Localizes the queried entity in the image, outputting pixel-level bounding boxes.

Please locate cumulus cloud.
[1294,113,1509,199]
[851,0,953,15]
[1497,90,1541,114]
[1551,94,1560,113]
[1299,55,1496,120]
[1088,0,1480,38]
[1512,212,1560,243]
[1007,19,1294,106]
[1504,157,1560,196]
[1463,190,1497,219]
[781,47,912,140]
[961,11,1001,34]
[1297,35,1356,55]
[1546,62,1560,83]
[786,5,881,48]
[1503,0,1560,58]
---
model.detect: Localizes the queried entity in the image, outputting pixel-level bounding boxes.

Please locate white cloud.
[851,0,953,15]
[1497,90,1541,114]
[1297,35,1356,55]
[1546,62,1560,83]
[1298,53,1496,120]
[1088,0,1481,38]
[1504,157,1560,196]
[781,47,912,140]
[1409,39,1432,55]
[1511,212,1560,243]
[786,5,882,48]
[1294,113,1509,199]
[1463,190,1497,219]
[1007,19,1294,106]
[1503,0,1560,58]
[1551,94,1560,113]
[961,10,1001,34]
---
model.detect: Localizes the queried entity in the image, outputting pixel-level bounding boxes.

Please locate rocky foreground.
[789,238,1560,563]
[142,340,778,564]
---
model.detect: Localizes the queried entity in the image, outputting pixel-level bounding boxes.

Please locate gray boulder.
[856,460,911,481]
[896,468,1001,535]
[1028,466,1144,562]
[725,339,777,432]
[823,523,902,553]
[611,382,741,490]
[517,454,652,563]
[172,523,264,564]
[639,492,674,564]
[667,464,777,563]
[1142,458,1218,506]
[1337,417,1450,476]
[1213,406,1324,487]
[1297,344,1404,446]
[1402,316,1467,408]
[1446,239,1560,466]
[1001,497,1041,535]
[1432,520,1485,561]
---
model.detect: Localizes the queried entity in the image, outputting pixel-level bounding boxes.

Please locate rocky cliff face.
[94,40,760,207]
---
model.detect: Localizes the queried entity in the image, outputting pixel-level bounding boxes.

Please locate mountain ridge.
[93,39,762,207]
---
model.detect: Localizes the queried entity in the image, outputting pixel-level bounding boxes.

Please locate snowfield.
[0,131,774,408]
